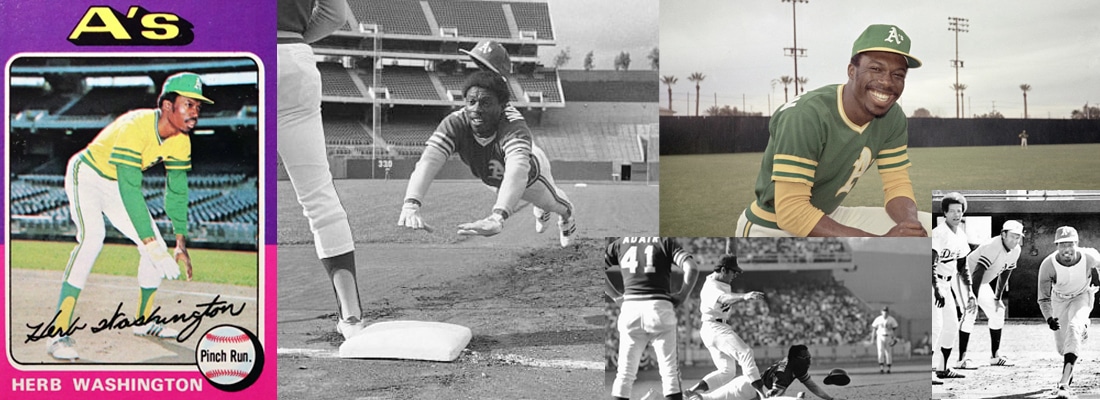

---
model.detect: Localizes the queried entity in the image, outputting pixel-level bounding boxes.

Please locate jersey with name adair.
[79,109,192,179]
[426,105,538,188]
[745,84,910,230]
[605,237,692,302]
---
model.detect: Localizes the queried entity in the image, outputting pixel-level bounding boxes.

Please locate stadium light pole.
[782,0,808,94]
[949,17,968,119]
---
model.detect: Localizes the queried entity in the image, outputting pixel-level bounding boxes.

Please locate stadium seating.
[509,2,554,40]
[319,62,363,98]
[63,87,153,116]
[427,1,511,39]
[371,67,440,101]
[347,0,432,36]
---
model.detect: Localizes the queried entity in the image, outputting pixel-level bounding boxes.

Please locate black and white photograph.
[275,0,656,397]
[932,190,1100,399]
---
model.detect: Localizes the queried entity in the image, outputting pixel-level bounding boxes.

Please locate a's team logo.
[488,159,505,180]
[196,325,264,392]
[68,6,195,46]
[884,27,905,44]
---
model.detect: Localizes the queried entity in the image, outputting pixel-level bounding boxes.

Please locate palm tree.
[705,105,721,116]
[951,83,968,117]
[661,75,678,112]
[688,72,706,116]
[778,76,794,103]
[797,76,808,94]
[1020,84,1031,119]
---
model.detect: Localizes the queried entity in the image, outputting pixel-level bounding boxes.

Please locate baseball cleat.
[795,392,805,399]
[682,388,703,400]
[933,376,944,385]
[990,355,1013,366]
[1049,385,1073,399]
[955,358,979,369]
[133,322,179,339]
[47,336,79,361]
[337,315,366,340]
[534,208,551,233]
[558,216,576,247]
[936,369,966,379]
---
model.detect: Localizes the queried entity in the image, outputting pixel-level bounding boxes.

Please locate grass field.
[8,240,258,287]
[660,143,1100,236]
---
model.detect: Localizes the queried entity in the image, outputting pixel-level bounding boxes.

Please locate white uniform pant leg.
[935,279,959,348]
[520,145,573,218]
[960,281,979,333]
[278,42,354,259]
[735,210,793,237]
[701,321,760,385]
[63,156,106,289]
[827,206,934,236]
[876,335,889,364]
[1053,293,1093,355]
[612,300,680,398]
[700,375,756,400]
[976,284,1006,330]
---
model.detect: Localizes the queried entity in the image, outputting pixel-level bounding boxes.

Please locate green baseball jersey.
[744,84,911,230]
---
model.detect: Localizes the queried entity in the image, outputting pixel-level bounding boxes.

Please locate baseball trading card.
[1,3,275,399]
[604,237,930,400]
[932,190,1100,399]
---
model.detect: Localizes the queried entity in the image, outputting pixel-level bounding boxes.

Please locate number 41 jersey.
[605,237,693,302]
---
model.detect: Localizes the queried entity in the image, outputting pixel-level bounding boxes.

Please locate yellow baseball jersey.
[79,109,192,179]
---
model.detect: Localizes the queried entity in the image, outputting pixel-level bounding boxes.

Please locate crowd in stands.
[681,237,851,266]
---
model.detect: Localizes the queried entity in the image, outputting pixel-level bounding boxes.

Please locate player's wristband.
[404,198,422,207]
[492,208,509,220]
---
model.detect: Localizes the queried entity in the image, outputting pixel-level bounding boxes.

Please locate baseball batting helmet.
[823,368,851,386]
[460,40,512,76]
[941,192,967,213]
[715,254,742,273]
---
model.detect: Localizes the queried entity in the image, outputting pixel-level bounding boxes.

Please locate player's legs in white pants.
[699,321,760,390]
[876,335,892,368]
[974,284,1008,363]
[521,146,575,245]
[278,43,361,329]
[699,376,757,400]
[1053,293,1093,356]
[933,278,959,371]
[613,300,681,398]
[735,207,933,237]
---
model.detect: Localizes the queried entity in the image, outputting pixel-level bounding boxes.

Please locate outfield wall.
[661,116,1100,154]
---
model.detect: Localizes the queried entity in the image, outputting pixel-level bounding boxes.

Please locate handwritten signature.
[26,295,246,343]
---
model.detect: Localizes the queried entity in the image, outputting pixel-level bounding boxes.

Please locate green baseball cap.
[851,24,922,69]
[161,72,214,104]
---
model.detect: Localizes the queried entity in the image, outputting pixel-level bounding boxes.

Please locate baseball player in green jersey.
[736,24,933,237]
[45,72,211,360]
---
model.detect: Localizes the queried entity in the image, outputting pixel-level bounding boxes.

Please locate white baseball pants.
[736,207,933,237]
[1052,291,1093,355]
[961,284,1005,332]
[700,320,760,387]
[613,299,681,398]
[278,42,354,259]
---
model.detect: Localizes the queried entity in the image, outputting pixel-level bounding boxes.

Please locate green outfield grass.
[661,143,1100,236]
[9,240,258,287]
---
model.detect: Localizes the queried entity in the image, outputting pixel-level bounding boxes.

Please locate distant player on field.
[871,307,898,373]
[735,24,932,237]
[398,41,576,246]
[46,72,211,360]
[1037,226,1100,398]
[684,254,767,399]
[932,192,975,376]
[605,237,699,400]
[687,345,843,400]
[957,220,1024,367]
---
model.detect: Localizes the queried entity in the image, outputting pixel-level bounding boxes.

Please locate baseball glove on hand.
[143,240,181,280]
[457,213,504,236]
[398,202,433,232]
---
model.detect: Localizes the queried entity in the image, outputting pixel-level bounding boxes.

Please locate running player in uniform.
[605,237,699,400]
[735,24,932,237]
[45,72,211,360]
[932,192,975,377]
[1037,226,1100,398]
[398,43,576,246]
[278,0,366,341]
[957,220,1024,368]
[871,307,898,373]
[687,345,842,400]
[684,254,766,399]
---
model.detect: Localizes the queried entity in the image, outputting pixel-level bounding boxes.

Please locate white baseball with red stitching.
[197,325,256,386]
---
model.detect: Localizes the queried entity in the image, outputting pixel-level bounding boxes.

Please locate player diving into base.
[686,345,844,400]
[397,40,576,246]
[1038,226,1100,398]
[46,72,210,360]
[684,254,767,399]
[957,220,1024,368]
[605,237,699,400]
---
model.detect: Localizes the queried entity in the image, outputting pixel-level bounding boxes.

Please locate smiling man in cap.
[737,24,931,237]
[1038,226,1100,397]
[46,71,212,360]
[956,220,1025,369]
